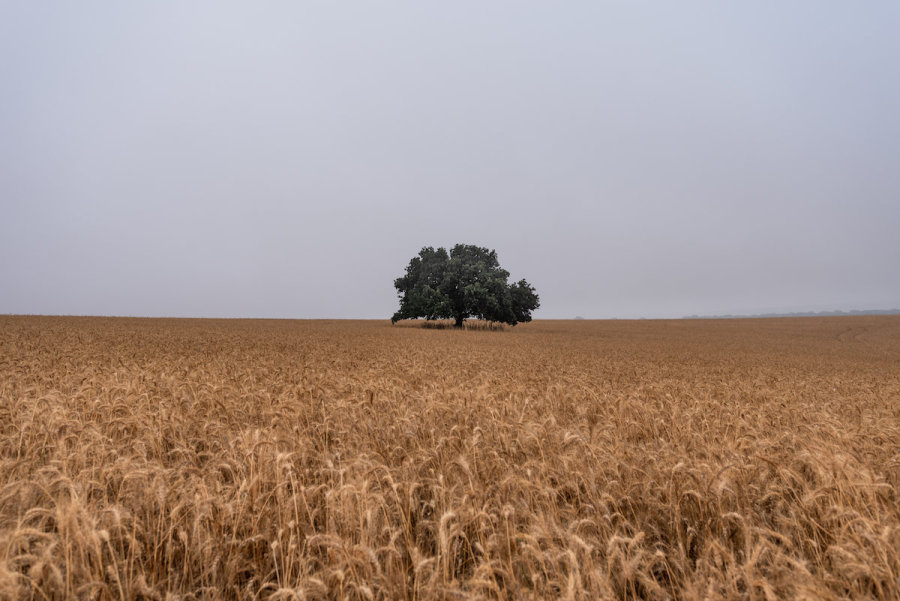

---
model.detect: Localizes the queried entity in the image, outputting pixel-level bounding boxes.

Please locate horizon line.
[3,309,900,322]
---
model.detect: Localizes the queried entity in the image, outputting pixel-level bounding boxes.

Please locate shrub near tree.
[391,244,540,328]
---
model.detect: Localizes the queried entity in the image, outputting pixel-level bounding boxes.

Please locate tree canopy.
[391,244,540,327]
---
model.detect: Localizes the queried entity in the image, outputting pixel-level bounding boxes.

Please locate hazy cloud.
[2,2,898,318]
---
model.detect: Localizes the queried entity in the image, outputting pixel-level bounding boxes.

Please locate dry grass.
[1,315,899,600]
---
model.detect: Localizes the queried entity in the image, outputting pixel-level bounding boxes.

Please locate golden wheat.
[1,316,898,600]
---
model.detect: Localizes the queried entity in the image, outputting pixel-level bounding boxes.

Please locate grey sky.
[2,2,898,319]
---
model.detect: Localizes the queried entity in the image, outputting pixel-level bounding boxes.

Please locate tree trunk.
[454,315,464,328]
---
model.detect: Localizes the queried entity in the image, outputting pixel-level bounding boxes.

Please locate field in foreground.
[1,316,899,600]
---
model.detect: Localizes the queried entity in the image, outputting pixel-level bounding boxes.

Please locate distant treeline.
[683,309,900,319]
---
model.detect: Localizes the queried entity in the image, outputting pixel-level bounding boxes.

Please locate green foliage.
[391,244,540,327]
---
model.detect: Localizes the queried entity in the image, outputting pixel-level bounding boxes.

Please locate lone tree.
[391,244,540,328]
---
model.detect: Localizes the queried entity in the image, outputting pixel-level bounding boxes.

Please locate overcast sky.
[2,2,898,319]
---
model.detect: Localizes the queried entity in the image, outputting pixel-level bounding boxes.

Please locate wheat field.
[1,315,898,600]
